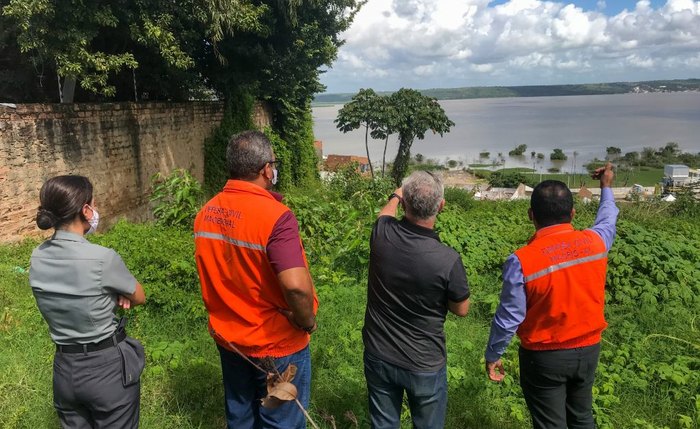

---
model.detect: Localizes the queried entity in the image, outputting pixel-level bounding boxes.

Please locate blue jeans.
[217,344,311,429]
[364,352,447,429]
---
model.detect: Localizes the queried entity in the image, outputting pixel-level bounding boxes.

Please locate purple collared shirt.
[484,187,619,362]
[265,190,307,274]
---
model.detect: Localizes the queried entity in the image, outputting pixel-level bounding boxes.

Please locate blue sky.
[488,0,668,14]
[320,0,700,93]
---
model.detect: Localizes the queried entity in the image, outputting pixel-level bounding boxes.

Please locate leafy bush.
[150,169,204,229]
[263,127,293,190]
[444,187,474,211]
[90,221,205,319]
[489,170,537,187]
[508,144,527,156]
[550,148,568,160]
[670,185,700,217]
[203,90,255,196]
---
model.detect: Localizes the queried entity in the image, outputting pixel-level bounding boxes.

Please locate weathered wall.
[0,102,226,242]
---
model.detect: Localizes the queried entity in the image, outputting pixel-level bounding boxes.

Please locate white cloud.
[321,0,700,92]
[626,54,655,68]
[413,63,437,76]
[471,63,494,72]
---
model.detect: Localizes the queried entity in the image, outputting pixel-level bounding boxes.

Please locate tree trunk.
[382,135,389,177]
[364,124,374,178]
[391,135,413,187]
[61,76,76,103]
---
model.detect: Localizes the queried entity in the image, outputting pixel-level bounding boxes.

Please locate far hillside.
[313,79,700,105]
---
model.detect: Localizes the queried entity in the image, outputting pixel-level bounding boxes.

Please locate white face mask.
[86,205,100,234]
[272,168,278,185]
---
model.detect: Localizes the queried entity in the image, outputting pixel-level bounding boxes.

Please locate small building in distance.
[324,154,371,174]
[663,164,691,187]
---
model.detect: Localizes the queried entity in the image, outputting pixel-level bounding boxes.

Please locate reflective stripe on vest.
[515,225,608,351]
[522,250,608,283]
[194,231,265,252]
[194,180,313,358]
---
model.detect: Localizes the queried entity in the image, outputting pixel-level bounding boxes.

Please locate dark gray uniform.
[30,230,144,428]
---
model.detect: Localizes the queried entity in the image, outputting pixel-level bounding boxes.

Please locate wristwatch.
[388,193,402,202]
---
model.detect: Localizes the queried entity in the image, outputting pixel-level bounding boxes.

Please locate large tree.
[388,88,454,186]
[335,88,380,178]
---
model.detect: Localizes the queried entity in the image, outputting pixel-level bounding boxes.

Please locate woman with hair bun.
[29,175,146,428]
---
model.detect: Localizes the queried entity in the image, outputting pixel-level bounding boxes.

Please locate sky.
[319,0,700,93]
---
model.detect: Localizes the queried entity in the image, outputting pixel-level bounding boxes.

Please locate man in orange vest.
[194,130,318,429]
[485,163,618,429]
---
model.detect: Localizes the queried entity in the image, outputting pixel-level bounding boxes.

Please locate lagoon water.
[312,92,700,173]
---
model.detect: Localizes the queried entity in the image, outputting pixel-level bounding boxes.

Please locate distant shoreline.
[312,78,700,107]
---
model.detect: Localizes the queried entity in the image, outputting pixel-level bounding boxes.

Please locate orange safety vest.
[193,180,317,358]
[515,223,608,351]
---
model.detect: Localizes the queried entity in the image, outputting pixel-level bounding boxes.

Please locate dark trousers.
[519,343,600,429]
[364,352,447,429]
[53,337,143,429]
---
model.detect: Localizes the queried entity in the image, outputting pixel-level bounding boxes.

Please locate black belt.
[56,330,127,354]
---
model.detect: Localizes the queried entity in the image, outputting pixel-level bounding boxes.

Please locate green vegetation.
[1,1,363,103]
[470,167,665,187]
[335,88,381,178]
[335,88,454,186]
[2,173,699,428]
[150,169,204,229]
[508,144,528,157]
[488,169,537,188]
[550,148,568,161]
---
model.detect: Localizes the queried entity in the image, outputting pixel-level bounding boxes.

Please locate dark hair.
[36,175,93,230]
[530,180,573,227]
[226,130,274,180]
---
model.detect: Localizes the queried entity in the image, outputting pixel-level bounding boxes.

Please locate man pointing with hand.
[485,163,618,429]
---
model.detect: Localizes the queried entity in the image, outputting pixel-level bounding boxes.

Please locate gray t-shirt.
[29,230,137,345]
[362,216,470,372]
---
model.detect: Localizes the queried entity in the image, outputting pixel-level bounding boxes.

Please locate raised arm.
[379,187,403,218]
[589,163,619,251]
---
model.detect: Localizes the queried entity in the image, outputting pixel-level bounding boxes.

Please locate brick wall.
[0,102,227,242]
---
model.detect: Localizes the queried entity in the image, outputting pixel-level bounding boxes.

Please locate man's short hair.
[530,180,573,227]
[402,171,444,220]
[226,130,274,180]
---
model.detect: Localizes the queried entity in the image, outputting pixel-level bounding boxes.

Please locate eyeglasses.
[260,160,281,170]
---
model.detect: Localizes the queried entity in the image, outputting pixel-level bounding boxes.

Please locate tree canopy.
[0,0,362,104]
[550,148,568,161]
[335,88,380,178]
[333,87,453,185]
[388,88,454,186]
